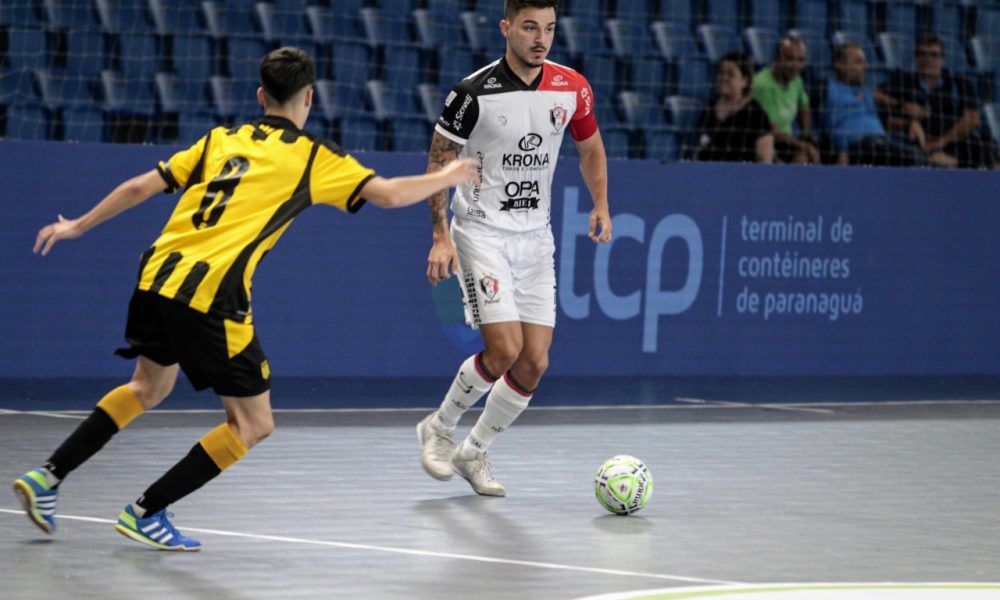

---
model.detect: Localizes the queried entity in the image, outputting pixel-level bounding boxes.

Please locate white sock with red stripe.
[434,353,499,430]
[459,371,533,459]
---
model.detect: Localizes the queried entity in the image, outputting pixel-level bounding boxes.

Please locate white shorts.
[452,219,556,329]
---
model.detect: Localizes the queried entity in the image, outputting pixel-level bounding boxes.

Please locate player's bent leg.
[221,391,274,449]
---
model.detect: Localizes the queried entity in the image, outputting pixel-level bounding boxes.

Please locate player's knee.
[128,378,173,409]
[484,344,521,374]
[519,353,549,380]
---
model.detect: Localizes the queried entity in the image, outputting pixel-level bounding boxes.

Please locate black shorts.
[115,290,270,397]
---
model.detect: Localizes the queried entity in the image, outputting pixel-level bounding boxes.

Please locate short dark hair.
[773,35,806,60]
[259,47,316,106]
[915,33,944,54]
[833,42,861,65]
[719,52,754,96]
[503,0,558,21]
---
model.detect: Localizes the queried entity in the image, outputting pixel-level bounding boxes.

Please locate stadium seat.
[792,0,829,35]
[43,0,102,31]
[312,78,341,123]
[982,102,1000,144]
[65,30,107,77]
[305,5,365,44]
[95,0,151,35]
[618,90,669,131]
[0,70,37,105]
[559,133,579,158]
[4,105,51,140]
[5,30,50,70]
[672,56,710,97]
[629,57,668,99]
[360,7,417,49]
[203,0,256,39]
[338,113,380,152]
[939,34,970,74]
[605,19,661,58]
[425,0,464,13]
[835,0,871,37]
[413,9,472,52]
[744,26,778,66]
[225,37,268,81]
[703,0,741,31]
[930,3,964,42]
[155,72,208,113]
[645,129,679,160]
[878,32,915,71]
[117,33,161,79]
[172,34,215,82]
[176,109,219,144]
[578,53,618,102]
[36,68,96,108]
[566,0,605,25]
[560,16,611,58]
[664,94,703,132]
[0,3,44,28]
[611,0,654,25]
[658,0,694,28]
[601,128,631,158]
[366,79,422,122]
[416,82,444,123]
[255,2,309,44]
[383,46,425,90]
[148,0,205,36]
[651,21,701,60]
[460,11,506,56]
[62,106,106,142]
[209,75,261,122]
[389,118,431,152]
[697,24,743,63]
[969,36,996,73]
[100,69,155,117]
[437,51,476,91]
[332,41,374,86]
[884,0,919,37]
[745,0,783,29]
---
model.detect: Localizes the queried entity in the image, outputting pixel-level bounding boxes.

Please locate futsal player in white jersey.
[416,0,612,496]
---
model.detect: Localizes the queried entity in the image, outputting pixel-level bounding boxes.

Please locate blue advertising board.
[1,140,998,378]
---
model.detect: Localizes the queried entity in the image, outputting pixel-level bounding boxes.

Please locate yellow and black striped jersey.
[140,115,375,323]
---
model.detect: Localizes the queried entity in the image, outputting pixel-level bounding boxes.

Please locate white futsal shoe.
[450,449,506,497]
[417,412,454,480]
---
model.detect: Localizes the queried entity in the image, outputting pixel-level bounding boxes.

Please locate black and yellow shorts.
[115,290,270,397]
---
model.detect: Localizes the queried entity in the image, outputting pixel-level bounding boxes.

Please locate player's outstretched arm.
[575,130,612,243]
[34,169,168,256]
[359,158,476,210]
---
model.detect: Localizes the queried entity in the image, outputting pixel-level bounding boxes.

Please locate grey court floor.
[2,396,1000,599]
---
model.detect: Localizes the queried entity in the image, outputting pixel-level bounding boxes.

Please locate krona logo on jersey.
[550,74,569,87]
[503,133,550,170]
[484,77,502,90]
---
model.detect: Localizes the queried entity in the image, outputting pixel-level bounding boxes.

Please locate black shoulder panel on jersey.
[461,58,537,96]
[304,131,348,157]
[186,130,211,191]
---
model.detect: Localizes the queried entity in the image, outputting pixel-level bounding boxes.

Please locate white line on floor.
[0,508,736,585]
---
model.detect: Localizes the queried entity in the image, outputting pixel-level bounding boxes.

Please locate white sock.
[41,467,60,488]
[460,372,532,458]
[435,353,498,430]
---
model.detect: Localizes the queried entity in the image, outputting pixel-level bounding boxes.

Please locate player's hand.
[440,158,478,187]
[589,205,612,243]
[427,238,459,285]
[34,214,83,256]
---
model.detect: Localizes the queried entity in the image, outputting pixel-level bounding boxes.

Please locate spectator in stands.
[752,36,820,164]
[878,33,998,169]
[825,42,943,167]
[694,52,774,163]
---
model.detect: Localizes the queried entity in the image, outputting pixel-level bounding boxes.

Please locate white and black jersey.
[436,57,598,233]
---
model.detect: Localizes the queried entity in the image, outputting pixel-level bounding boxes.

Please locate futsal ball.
[594,455,653,515]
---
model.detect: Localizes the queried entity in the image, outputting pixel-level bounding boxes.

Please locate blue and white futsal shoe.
[13,468,59,533]
[115,505,201,551]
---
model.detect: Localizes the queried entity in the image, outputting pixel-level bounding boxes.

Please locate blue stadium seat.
[203,0,256,39]
[383,46,425,90]
[437,50,476,91]
[36,68,95,108]
[177,110,219,144]
[43,0,101,31]
[885,0,919,37]
[148,0,205,36]
[65,31,107,77]
[930,3,964,42]
[605,19,661,58]
[460,11,506,56]
[983,102,1000,144]
[6,30,50,70]
[651,21,701,60]
[0,3,44,28]
[612,0,654,25]
[566,0,605,25]
[172,34,215,82]
[209,75,261,122]
[836,0,871,37]
[672,56,711,97]
[645,129,679,160]
[4,105,51,140]
[117,33,160,79]
[425,0,464,13]
[360,7,416,49]
[0,70,37,105]
[416,82,443,123]
[664,94,703,132]
[578,53,618,102]
[62,106,106,142]
[332,42,374,86]
[339,114,380,152]
[226,37,269,81]
[255,2,309,44]
[792,0,829,35]
[697,24,743,63]
[95,0,151,34]
[305,5,364,44]
[937,34,969,74]
[745,0,783,29]
[969,36,995,73]
[744,26,778,66]
[366,79,421,121]
[413,9,472,52]
[601,128,631,158]
[155,72,208,113]
[100,69,155,117]
[560,16,611,58]
[559,133,579,158]
[878,32,915,71]
[312,78,341,125]
[618,90,669,130]
[629,57,668,99]
[658,0,694,27]
[703,0,741,30]
[389,118,431,152]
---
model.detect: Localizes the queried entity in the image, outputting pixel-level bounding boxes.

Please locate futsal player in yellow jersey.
[13,47,475,551]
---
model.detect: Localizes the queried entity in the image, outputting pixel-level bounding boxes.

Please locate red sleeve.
[569,77,598,141]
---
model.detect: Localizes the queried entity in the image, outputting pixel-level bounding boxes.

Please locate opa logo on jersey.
[501,180,541,211]
[518,133,543,152]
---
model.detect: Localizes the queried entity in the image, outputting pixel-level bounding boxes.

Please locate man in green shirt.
[752,36,820,164]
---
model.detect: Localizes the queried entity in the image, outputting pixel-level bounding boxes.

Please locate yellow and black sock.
[135,423,248,516]
[46,385,145,482]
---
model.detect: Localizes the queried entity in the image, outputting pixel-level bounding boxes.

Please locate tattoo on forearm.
[427,134,464,229]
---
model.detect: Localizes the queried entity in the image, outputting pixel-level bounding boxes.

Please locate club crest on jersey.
[479,275,500,302]
[550,105,568,134]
